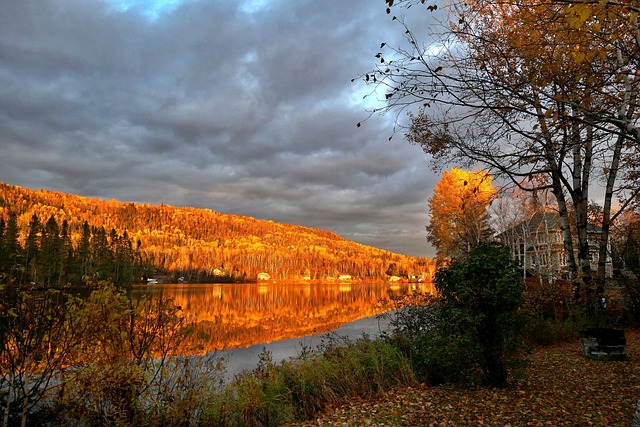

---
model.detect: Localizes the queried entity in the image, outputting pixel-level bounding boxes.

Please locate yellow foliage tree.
[370,0,640,290]
[427,168,495,263]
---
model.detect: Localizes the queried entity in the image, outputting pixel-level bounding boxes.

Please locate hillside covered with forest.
[0,182,434,286]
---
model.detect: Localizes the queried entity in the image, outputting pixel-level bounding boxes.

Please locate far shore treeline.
[0,182,434,286]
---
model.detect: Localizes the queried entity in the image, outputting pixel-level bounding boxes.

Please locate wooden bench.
[581,328,627,361]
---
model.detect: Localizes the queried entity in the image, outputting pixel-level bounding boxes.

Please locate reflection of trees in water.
[133,283,431,353]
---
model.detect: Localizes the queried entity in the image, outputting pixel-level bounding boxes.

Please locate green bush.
[391,243,526,388]
[412,327,479,385]
[435,243,525,387]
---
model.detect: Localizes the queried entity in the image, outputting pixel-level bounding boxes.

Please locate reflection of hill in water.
[133,283,432,353]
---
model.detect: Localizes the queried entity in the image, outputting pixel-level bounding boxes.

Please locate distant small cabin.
[389,275,401,283]
[257,272,271,281]
[338,274,352,282]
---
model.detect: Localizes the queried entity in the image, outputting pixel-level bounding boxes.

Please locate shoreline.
[210,312,394,382]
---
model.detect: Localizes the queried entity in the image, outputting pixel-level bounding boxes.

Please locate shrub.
[411,326,479,385]
[221,336,415,426]
[520,316,585,347]
[521,276,573,321]
[50,285,191,426]
[0,286,87,427]
[399,243,526,388]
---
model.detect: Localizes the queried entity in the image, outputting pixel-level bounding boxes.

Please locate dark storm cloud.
[0,0,441,257]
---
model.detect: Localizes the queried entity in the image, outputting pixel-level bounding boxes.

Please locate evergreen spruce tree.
[71,221,92,284]
[59,220,72,286]
[92,226,114,282]
[40,215,61,287]
[434,243,525,387]
[24,214,41,285]
[1,213,21,284]
[113,230,135,287]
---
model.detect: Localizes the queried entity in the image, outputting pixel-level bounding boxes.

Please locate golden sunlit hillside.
[0,182,434,284]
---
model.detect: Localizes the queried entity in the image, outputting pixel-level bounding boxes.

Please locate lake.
[131,282,432,356]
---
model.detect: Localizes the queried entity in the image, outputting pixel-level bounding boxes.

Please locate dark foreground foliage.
[3,271,640,426]
[384,243,526,388]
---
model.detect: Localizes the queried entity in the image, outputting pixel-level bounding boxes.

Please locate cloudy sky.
[0,0,441,257]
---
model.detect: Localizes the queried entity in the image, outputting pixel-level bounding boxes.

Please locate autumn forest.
[0,182,434,287]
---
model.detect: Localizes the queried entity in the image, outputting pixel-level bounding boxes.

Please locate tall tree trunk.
[553,183,577,277]
[572,119,593,280]
[598,132,624,287]
[3,373,14,427]
[537,93,579,279]
[20,393,27,427]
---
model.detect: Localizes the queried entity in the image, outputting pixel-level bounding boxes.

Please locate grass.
[203,336,416,427]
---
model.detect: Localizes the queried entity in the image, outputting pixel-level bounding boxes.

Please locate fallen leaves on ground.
[290,330,640,426]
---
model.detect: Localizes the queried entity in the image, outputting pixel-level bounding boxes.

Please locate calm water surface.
[131,282,432,355]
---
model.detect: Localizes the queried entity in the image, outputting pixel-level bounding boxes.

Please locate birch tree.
[366,0,640,299]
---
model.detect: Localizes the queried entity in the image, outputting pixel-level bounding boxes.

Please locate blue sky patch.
[103,0,185,20]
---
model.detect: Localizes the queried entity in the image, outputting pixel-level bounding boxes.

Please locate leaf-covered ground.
[291,330,640,426]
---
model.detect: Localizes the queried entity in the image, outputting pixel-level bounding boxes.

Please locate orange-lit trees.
[0,183,429,285]
[367,0,640,296]
[427,168,495,263]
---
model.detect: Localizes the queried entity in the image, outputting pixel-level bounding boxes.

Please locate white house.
[498,211,612,279]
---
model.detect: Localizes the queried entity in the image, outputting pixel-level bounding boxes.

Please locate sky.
[0,0,441,257]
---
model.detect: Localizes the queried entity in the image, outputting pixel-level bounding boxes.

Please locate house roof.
[498,211,602,239]
[526,212,562,232]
